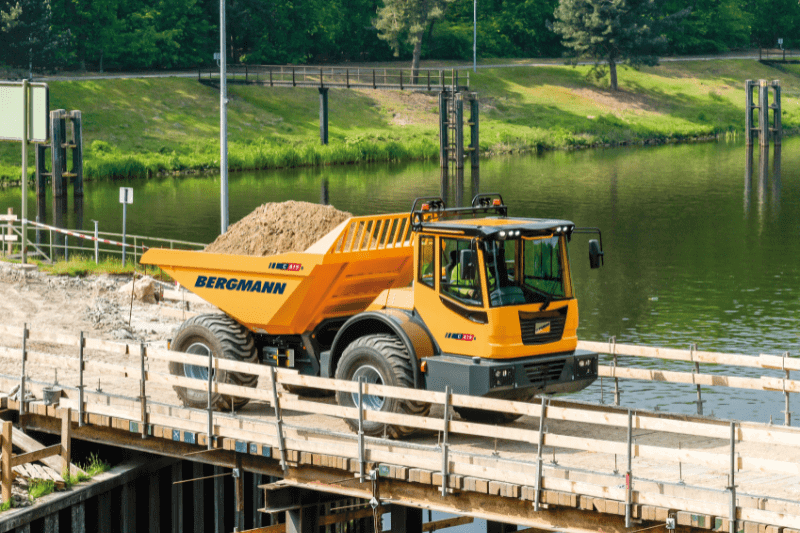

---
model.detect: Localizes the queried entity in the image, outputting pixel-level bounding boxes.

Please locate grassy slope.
[1,59,798,181]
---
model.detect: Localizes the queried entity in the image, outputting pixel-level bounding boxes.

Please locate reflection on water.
[2,138,800,425]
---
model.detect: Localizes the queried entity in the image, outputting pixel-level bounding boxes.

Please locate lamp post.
[219,0,229,234]
[473,0,477,73]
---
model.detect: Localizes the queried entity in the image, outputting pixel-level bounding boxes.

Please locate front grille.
[519,307,567,345]
[523,360,566,383]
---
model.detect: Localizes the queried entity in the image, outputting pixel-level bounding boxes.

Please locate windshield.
[484,236,569,307]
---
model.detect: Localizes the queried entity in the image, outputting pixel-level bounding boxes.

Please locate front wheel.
[169,314,258,411]
[335,334,430,439]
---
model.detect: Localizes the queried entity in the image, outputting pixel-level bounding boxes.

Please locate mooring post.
[729,422,737,533]
[534,395,547,512]
[270,367,288,475]
[455,94,464,169]
[78,332,85,426]
[745,80,755,145]
[759,80,770,146]
[70,111,84,197]
[319,88,329,145]
[1,420,11,503]
[625,409,633,528]
[771,80,782,145]
[35,143,47,199]
[440,386,451,497]
[439,92,449,168]
[469,96,479,169]
[50,110,66,198]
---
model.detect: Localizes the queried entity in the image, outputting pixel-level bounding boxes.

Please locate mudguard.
[325,309,438,388]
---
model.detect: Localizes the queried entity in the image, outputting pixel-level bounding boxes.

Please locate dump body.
[140,213,414,335]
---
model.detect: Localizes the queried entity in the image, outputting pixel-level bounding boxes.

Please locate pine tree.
[552,0,684,90]
[375,0,456,80]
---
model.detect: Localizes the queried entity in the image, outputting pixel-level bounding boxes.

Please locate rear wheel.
[335,334,430,439]
[169,314,258,411]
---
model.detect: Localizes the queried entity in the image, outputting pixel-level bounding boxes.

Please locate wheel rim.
[350,365,386,411]
[184,342,214,380]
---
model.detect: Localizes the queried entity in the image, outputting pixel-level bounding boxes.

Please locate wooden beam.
[10,444,61,467]
[422,515,474,531]
[11,427,83,476]
[2,421,11,503]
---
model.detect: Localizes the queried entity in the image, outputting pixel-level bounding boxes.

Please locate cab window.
[441,237,482,306]
[418,236,434,288]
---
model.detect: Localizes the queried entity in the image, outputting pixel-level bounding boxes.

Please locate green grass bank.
[2,59,799,182]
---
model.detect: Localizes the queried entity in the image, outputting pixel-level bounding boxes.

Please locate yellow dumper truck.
[141,194,604,437]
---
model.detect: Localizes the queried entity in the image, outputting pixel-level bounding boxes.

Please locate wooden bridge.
[1,323,800,533]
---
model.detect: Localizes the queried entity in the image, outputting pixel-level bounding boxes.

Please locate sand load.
[204,201,352,256]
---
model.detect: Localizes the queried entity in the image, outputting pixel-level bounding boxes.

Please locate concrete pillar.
[193,462,205,533]
[214,466,225,533]
[390,504,422,533]
[172,462,184,533]
[319,88,329,145]
[150,470,161,533]
[71,501,86,533]
[487,520,517,533]
[122,480,136,533]
[97,492,111,532]
[43,513,58,533]
[286,504,319,533]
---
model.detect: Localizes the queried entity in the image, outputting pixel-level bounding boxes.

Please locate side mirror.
[589,239,604,269]
[459,249,477,280]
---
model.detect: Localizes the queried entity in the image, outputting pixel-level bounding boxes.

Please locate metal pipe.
[440,386,451,497]
[270,367,288,475]
[534,395,547,512]
[140,343,147,438]
[208,341,214,450]
[20,323,28,416]
[21,79,28,264]
[358,377,365,483]
[729,422,736,533]
[625,409,633,528]
[78,332,84,427]
[219,0,229,234]
[93,220,99,264]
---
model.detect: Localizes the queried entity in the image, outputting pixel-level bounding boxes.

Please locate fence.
[198,64,471,92]
[759,48,799,61]
[2,324,800,530]
[0,214,205,264]
[579,339,799,424]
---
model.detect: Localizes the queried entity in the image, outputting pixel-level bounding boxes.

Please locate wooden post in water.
[70,111,84,197]
[455,93,464,170]
[759,80,770,147]
[439,92,449,168]
[35,144,47,199]
[469,95,480,169]
[50,110,65,198]
[771,80,782,145]
[745,80,756,145]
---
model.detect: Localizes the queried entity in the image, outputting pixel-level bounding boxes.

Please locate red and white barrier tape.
[21,219,147,250]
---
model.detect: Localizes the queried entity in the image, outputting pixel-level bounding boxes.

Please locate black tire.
[454,394,533,424]
[335,334,430,439]
[169,314,258,411]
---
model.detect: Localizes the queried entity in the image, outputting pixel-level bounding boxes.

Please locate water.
[1,138,795,530]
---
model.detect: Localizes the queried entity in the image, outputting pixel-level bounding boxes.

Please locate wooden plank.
[162,289,211,306]
[759,353,800,372]
[0,215,18,221]
[0,235,18,242]
[10,444,61,467]
[599,365,766,391]
[422,515,473,531]
[580,340,763,368]
[145,347,276,381]
[146,371,273,403]
[12,427,82,476]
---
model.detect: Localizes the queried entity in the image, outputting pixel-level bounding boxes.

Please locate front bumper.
[423,349,598,398]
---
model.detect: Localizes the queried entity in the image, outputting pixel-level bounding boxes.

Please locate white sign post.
[119,188,133,266]
[0,81,49,264]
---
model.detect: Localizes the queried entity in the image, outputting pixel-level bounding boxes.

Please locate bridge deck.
[198,64,471,92]
[1,324,800,533]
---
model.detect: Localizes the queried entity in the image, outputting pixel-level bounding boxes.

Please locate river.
[0,137,795,531]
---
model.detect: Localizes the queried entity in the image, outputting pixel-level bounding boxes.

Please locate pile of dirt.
[204,201,352,256]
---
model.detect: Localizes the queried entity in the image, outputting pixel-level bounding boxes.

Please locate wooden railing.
[1,325,800,528]
[580,339,799,422]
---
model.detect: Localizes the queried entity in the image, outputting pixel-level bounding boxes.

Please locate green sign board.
[0,82,49,142]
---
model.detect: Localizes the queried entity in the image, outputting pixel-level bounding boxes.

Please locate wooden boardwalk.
[1,324,800,533]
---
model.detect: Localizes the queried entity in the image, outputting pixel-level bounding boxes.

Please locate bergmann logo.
[195,276,287,294]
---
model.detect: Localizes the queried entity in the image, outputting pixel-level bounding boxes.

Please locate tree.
[374,0,456,79]
[551,0,684,90]
[1,0,67,74]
